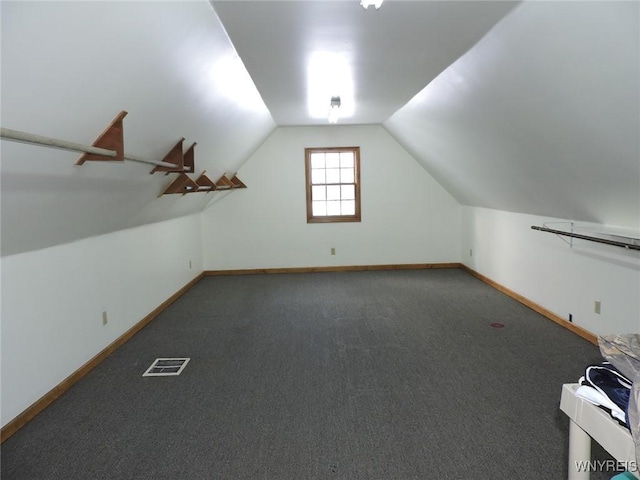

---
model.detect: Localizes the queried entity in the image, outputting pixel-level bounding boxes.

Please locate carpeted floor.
[1,269,615,479]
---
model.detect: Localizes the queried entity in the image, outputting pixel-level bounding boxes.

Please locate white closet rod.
[531,225,640,251]
[0,127,178,169]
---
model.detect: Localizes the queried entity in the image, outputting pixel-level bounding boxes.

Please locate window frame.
[305,146,361,224]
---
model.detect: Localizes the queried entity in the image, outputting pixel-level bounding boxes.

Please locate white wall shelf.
[532,223,640,251]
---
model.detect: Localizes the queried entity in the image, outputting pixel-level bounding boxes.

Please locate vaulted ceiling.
[212,0,518,126]
[1,0,638,257]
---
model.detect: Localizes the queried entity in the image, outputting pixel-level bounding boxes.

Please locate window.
[305,147,361,223]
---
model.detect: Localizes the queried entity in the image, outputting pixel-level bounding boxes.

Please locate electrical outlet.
[594,300,601,314]
[102,311,108,326]
[189,260,192,269]
[470,249,473,257]
[331,247,336,255]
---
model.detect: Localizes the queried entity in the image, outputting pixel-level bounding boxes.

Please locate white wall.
[462,206,640,336]
[202,125,461,270]
[0,214,203,427]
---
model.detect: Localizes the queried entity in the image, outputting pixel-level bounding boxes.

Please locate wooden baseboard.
[0,273,204,443]
[2,263,596,442]
[205,263,463,276]
[460,265,598,345]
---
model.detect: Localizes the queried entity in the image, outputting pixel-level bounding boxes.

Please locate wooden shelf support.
[215,173,235,190]
[160,173,198,196]
[151,138,185,175]
[230,174,247,189]
[76,111,127,165]
[195,171,216,192]
[183,142,196,174]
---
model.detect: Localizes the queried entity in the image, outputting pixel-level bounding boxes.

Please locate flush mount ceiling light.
[307,52,354,121]
[328,96,341,124]
[361,0,383,9]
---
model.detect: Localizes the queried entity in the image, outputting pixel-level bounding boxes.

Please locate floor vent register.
[142,358,190,377]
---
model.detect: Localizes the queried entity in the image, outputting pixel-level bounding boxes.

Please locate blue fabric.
[581,362,631,427]
[610,472,636,480]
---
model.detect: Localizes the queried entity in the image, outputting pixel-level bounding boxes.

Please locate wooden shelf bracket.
[75,111,127,165]
[230,174,247,189]
[183,142,196,174]
[151,138,185,175]
[194,171,216,192]
[160,173,199,196]
[215,173,235,190]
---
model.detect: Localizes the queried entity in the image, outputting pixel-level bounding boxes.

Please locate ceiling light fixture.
[328,96,341,124]
[307,52,354,121]
[360,0,383,10]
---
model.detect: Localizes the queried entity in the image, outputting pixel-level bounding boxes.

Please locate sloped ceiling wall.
[385,1,640,230]
[1,1,275,257]
[3,1,638,257]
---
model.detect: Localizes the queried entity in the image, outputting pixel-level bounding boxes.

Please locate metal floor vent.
[143,358,190,377]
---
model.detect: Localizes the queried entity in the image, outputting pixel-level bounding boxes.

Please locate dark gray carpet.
[2,269,615,479]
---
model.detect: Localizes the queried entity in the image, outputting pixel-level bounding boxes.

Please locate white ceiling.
[212,0,519,126]
[212,0,639,229]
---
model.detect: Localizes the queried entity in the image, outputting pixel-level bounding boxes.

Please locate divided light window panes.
[305,147,361,223]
